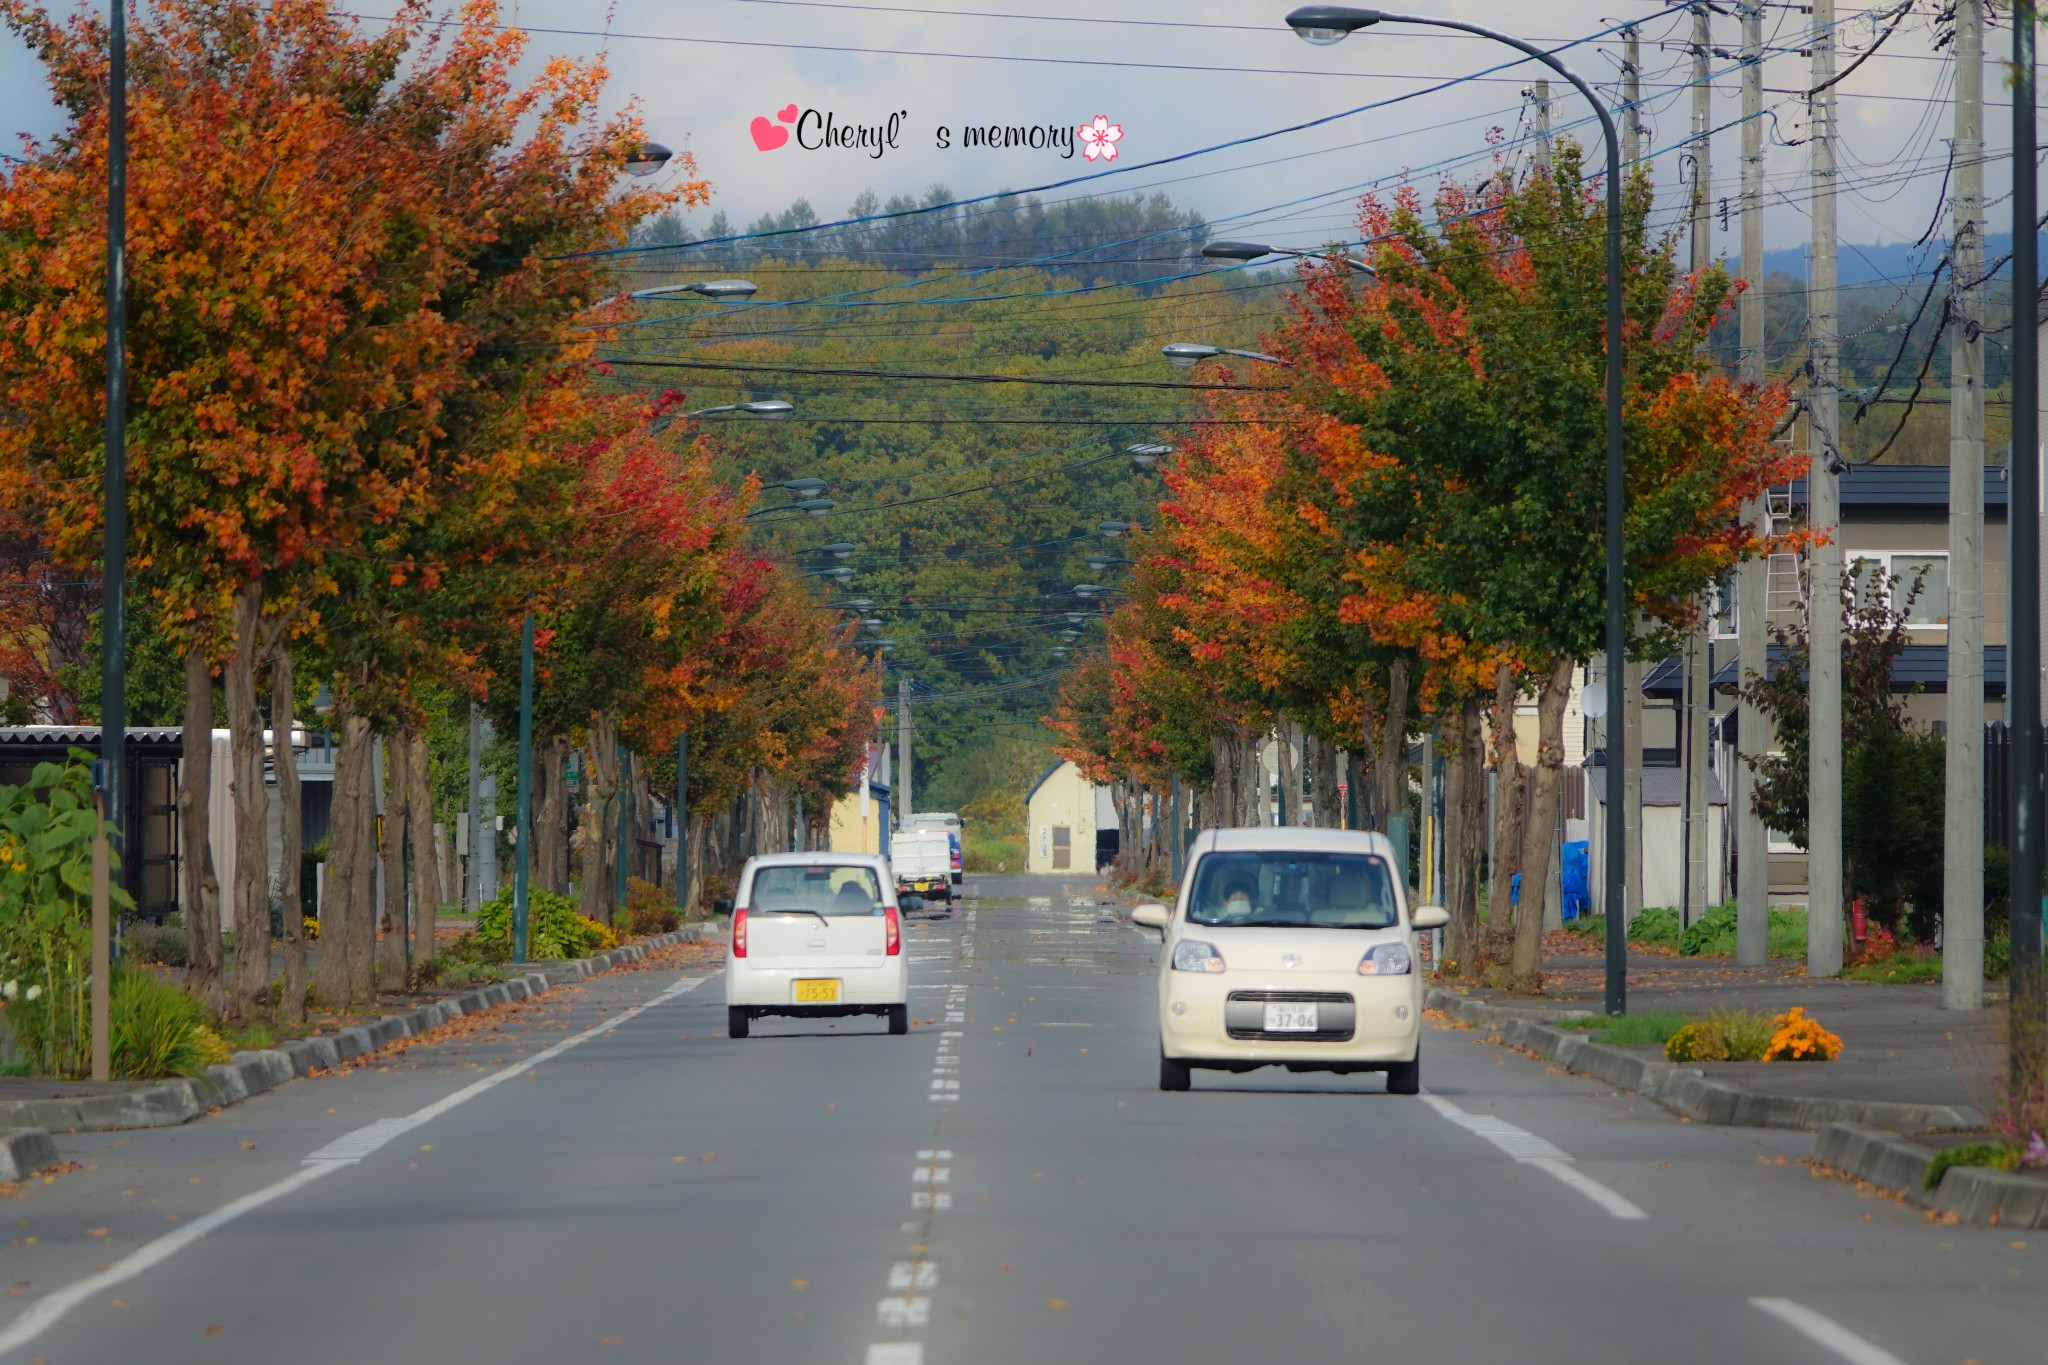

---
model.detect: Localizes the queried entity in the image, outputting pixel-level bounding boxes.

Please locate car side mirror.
[712,898,734,917]
[1131,903,1170,930]
[1411,904,1450,931]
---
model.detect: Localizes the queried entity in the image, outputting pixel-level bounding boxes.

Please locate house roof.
[1787,463,2009,512]
[1024,759,1069,807]
[1586,764,1726,807]
[0,726,188,762]
[1689,643,2007,697]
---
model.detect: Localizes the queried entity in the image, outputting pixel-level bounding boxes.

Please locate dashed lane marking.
[1420,1092,1647,1221]
[1750,1298,1912,1365]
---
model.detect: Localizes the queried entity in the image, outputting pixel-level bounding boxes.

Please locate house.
[1025,760,1117,874]
[828,744,893,857]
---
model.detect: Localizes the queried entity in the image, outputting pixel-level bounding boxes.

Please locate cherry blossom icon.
[1078,115,1124,162]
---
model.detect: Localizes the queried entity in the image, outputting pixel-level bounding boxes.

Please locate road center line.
[0,974,708,1360]
[1750,1297,1913,1365]
[1420,1093,1647,1221]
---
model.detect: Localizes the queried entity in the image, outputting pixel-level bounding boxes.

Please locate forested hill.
[630,188,1212,291]
[607,187,1285,817]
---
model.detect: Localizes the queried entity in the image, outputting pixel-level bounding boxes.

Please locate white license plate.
[1264,1002,1319,1032]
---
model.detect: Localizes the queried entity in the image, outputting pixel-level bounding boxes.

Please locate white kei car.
[1132,829,1449,1093]
[718,853,908,1038]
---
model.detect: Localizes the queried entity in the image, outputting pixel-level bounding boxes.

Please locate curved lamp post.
[1203,239,1377,276]
[1126,443,1175,471]
[623,143,675,177]
[1162,341,1285,368]
[633,278,758,301]
[1286,4,1627,1015]
[688,399,794,421]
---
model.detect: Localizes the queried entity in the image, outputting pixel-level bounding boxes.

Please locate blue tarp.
[1560,840,1590,920]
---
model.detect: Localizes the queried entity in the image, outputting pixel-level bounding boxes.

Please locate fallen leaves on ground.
[1046,1299,1069,1312]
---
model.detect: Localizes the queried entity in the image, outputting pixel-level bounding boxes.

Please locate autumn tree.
[1273,153,1798,989]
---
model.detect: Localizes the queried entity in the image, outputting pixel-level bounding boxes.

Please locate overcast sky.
[0,2,2023,266]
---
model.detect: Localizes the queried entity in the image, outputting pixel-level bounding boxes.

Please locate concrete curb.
[1811,1124,2048,1229]
[0,924,711,1147]
[1423,987,1991,1135]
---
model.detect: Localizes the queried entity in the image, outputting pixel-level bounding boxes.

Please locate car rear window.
[749,864,886,915]
[1186,851,1399,929]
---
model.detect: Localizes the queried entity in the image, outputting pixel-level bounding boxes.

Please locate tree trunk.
[180,644,224,1014]
[223,582,272,1025]
[341,711,377,1003]
[272,648,306,1026]
[537,735,570,895]
[1489,663,1525,965]
[579,718,620,924]
[1377,655,1412,833]
[1277,720,1299,826]
[315,704,358,1009]
[377,733,410,991]
[1308,732,1336,829]
[1443,695,1486,974]
[1239,727,1263,827]
[407,725,440,971]
[1510,657,1575,990]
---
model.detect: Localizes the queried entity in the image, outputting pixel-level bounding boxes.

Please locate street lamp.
[623,143,675,177]
[1072,583,1104,598]
[1203,239,1377,276]
[1126,443,1175,471]
[1287,3,1628,1015]
[632,278,758,301]
[1098,520,1133,538]
[1088,554,1132,571]
[687,399,794,421]
[819,542,858,561]
[1162,342,1285,368]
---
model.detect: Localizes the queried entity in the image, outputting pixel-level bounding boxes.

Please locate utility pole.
[2009,0,2046,1086]
[1734,0,1770,966]
[1533,77,1553,175]
[1620,22,1646,932]
[1944,0,1986,1011]
[1806,0,1845,977]
[897,674,913,826]
[1682,1,1714,929]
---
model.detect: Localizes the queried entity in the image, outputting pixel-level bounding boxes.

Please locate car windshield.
[749,865,886,915]
[1186,851,1400,929]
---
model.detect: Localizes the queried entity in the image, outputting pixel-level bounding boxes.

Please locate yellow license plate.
[795,979,840,1003]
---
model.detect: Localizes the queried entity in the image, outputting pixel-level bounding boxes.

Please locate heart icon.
[751,115,789,152]
[777,104,800,124]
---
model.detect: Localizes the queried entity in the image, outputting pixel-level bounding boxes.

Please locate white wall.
[1027,762,1098,875]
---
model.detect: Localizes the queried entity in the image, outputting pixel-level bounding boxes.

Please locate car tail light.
[731,907,748,958]
[884,904,901,955]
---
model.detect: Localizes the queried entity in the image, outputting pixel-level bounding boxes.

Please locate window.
[1845,553,1948,627]
[748,864,885,914]
[1709,570,1738,638]
[1186,851,1400,929]
[1891,553,1948,626]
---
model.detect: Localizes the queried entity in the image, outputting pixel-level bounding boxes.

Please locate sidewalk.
[1466,942,2011,1116]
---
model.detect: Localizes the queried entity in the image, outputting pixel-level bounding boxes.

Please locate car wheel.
[1159,1050,1192,1092]
[888,1004,910,1035]
[728,1007,751,1039]
[1386,1051,1420,1095]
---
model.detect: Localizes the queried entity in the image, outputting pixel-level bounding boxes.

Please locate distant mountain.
[1760,232,2041,287]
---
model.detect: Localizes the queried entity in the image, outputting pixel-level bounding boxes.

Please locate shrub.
[1678,904,1737,957]
[1763,1006,1842,1061]
[189,1023,233,1068]
[1665,1019,1725,1063]
[439,960,507,988]
[107,969,216,1079]
[1848,922,1897,966]
[1925,1141,2020,1189]
[440,930,510,967]
[620,878,680,938]
[122,919,189,967]
[475,888,608,960]
[1663,1009,1773,1063]
[1987,932,2010,980]
[1628,907,1679,948]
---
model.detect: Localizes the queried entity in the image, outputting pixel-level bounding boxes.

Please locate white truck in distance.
[892,828,954,902]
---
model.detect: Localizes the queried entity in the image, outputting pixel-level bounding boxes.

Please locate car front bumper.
[1158,969,1420,1064]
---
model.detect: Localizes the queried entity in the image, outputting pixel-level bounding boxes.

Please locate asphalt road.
[0,873,2040,1364]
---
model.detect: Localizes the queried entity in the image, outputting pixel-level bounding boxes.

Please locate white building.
[1025,760,1117,874]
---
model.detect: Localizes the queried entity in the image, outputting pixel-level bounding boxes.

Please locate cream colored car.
[1133,829,1449,1093]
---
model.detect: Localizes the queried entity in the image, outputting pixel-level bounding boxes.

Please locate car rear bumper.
[1159,970,1420,1064]
[726,961,907,1007]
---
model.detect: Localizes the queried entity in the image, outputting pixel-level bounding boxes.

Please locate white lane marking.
[0,974,709,1359]
[865,1345,923,1365]
[911,1191,953,1210]
[1750,1298,1913,1365]
[888,1262,939,1290]
[1420,1093,1647,1221]
[875,1297,931,1327]
[916,1149,953,1160]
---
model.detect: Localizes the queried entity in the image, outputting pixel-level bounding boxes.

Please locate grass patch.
[0,1058,31,1077]
[1554,1011,1691,1046]
[1568,906,1808,958]
[1925,1141,2020,1189]
[963,831,1026,873]
[1843,954,1945,984]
